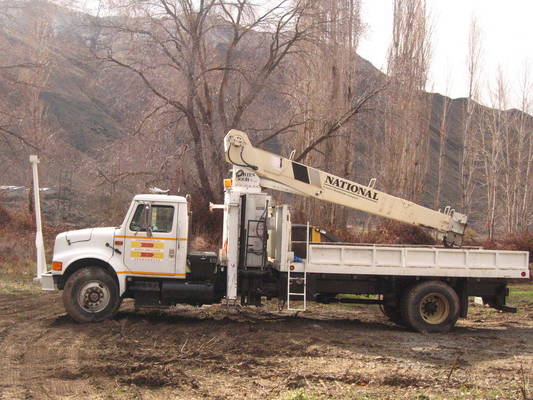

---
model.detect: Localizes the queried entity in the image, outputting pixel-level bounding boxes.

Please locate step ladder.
[287,222,308,311]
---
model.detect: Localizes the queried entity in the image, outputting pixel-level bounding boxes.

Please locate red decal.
[141,243,154,248]
[140,252,154,258]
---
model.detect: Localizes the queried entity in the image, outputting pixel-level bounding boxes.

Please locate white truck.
[38,130,530,333]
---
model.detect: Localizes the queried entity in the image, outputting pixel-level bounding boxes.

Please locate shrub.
[479,232,533,260]
[354,221,436,245]
[0,205,11,227]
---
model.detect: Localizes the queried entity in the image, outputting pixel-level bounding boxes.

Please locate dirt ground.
[0,283,531,400]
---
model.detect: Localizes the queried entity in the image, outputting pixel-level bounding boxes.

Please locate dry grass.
[0,204,67,267]
[477,232,533,260]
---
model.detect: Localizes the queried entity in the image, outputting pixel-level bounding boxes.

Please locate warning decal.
[132,241,164,249]
[130,240,165,261]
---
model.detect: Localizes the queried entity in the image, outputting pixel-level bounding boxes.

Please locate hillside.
[0,1,531,233]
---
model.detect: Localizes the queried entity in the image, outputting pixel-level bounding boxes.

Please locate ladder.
[244,219,267,269]
[287,222,308,311]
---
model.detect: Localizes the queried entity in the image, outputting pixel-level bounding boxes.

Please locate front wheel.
[401,281,460,333]
[62,267,121,323]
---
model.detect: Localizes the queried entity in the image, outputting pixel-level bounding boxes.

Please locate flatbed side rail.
[304,244,530,279]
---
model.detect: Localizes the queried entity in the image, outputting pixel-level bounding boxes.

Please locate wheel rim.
[419,293,449,324]
[78,281,111,313]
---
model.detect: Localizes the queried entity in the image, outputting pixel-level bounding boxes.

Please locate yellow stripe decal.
[117,271,186,276]
[116,235,187,241]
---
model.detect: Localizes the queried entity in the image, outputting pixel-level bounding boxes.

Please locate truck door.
[122,202,182,277]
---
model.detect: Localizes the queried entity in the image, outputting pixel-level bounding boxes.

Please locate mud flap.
[497,305,517,313]
[483,287,517,313]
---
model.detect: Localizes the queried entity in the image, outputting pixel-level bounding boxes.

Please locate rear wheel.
[62,267,121,323]
[401,280,459,333]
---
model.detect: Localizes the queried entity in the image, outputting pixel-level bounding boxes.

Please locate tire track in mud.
[0,293,90,399]
[0,293,48,399]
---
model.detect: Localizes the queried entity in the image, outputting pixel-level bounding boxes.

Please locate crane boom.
[224,129,468,246]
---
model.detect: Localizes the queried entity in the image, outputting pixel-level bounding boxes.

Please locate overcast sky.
[358,0,533,110]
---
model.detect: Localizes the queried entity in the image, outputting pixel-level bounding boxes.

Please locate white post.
[225,191,239,300]
[30,155,46,279]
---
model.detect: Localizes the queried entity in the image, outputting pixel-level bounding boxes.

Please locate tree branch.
[0,126,40,150]
[295,85,386,162]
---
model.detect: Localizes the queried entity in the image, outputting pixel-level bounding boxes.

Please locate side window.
[129,204,174,233]
[151,205,174,233]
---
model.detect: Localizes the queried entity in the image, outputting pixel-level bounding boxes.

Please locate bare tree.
[18,7,55,151]
[460,16,482,216]
[516,64,533,232]
[0,1,54,179]
[382,0,432,203]
[279,0,385,228]
[480,68,507,238]
[434,73,452,209]
[500,63,532,233]
[95,0,320,203]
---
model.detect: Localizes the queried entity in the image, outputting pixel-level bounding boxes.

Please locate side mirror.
[142,203,152,237]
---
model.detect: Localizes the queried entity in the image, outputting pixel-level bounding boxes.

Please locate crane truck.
[38,130,530,333]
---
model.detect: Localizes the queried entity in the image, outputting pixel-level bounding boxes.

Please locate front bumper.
[35,272,58,291]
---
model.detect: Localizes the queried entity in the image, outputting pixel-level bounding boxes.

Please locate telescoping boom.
[224,129,468,247]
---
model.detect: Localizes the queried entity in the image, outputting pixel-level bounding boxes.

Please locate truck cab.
[42,194,224,322]
[119,194,189,278]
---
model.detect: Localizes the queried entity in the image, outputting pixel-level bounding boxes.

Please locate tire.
[400,280,460,333]
[382,304,405,326]
[62,266,121,323]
